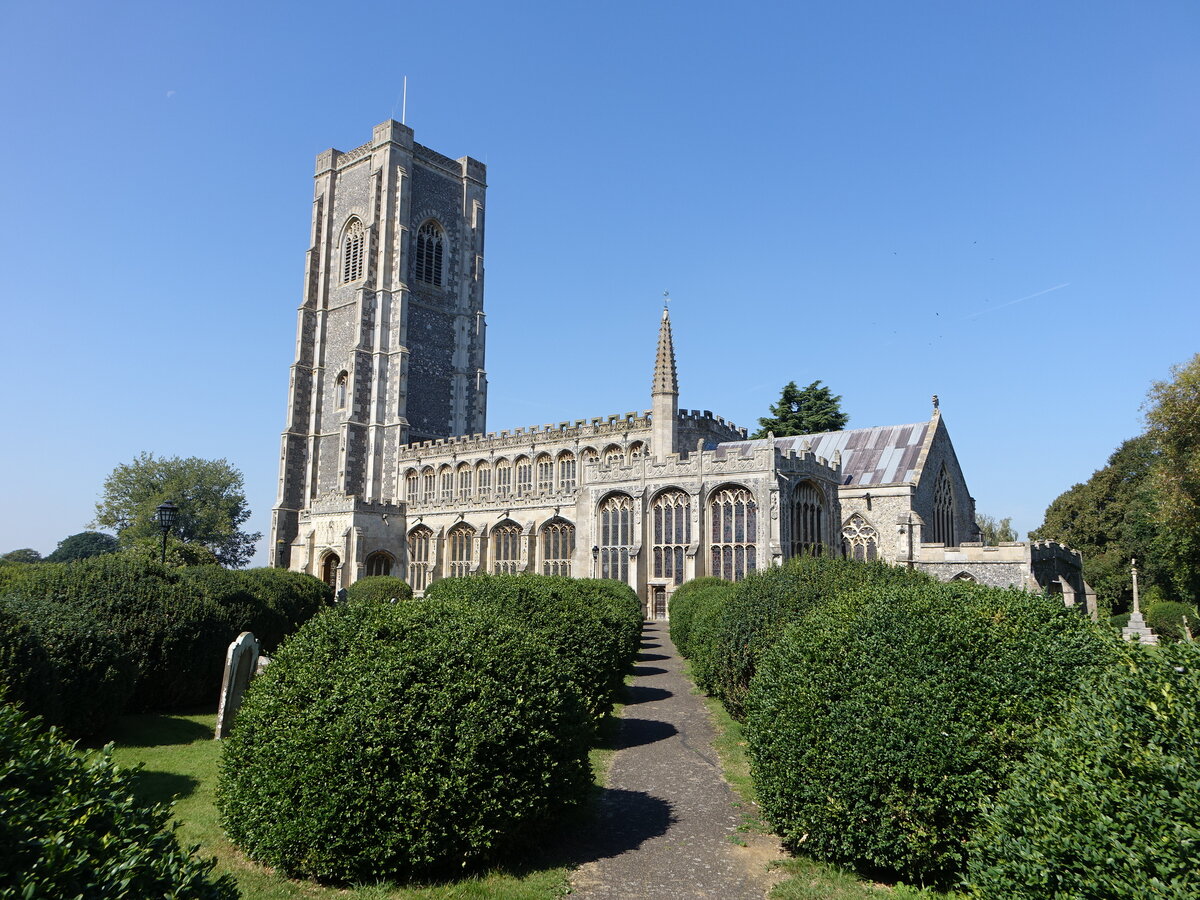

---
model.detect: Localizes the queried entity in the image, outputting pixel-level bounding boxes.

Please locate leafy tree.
[752,380,849,439]
[92,453,262,568]
[44,531,118,563]
[1030,436,1166,611]
[976,513,1017,545]
[1,549,41,564]
[1145,353,1200,601]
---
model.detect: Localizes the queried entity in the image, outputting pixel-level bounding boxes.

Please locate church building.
[270,121,1093,618]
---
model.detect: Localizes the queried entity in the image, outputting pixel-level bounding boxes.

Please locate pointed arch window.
[492,521,522,574]
[599,494,634,584]
[457,464,473,501]
[335,371,349,410]
[791,481,825,557]
[603,444,623,467]
[709,486,757,582]
[536,455,553,493]
[439,465,453,503]
[415,220,445,286]
[558,452,576,492]
[421,467,435,504]
[408,526,432,592]
[515,457,533,497]
[476,462,492,498]
[495,460,511,498]
[341,218,365,284]
[652,490,691,585]
[404,469,419,504]
[841,513,879,562]
[448,524,474,578]
[365,551,393,578]
[542,519,575,576]
[931,466,956,546]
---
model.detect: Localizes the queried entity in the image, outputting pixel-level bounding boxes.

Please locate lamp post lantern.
[155,501,179,565]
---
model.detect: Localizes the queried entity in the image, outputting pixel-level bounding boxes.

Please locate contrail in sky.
[964,282,1070,320]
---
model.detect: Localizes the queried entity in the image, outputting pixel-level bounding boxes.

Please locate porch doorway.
[648,585,668,621]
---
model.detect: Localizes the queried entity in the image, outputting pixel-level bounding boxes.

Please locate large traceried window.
[791,481,825,557]
[457,465,473,501]
[841,513,879,561]
[448,525,474,578]
[342,218,365,283]
[408,526,432,592]
[404,469,418,504]
[599,493,634,583]
[652,490,691,585]
[931,466,956,546]
[536,455,553,493]
[558,452,576,492]
[495,460,511,498]
[421,467,435,504]
[439,465,453,503]
[709,486,757,582]
[414,220,445,286]
[515,457,533,497]
[491,521,522,574]
[365,551,393,578]
[542,519,574,576]
[476,462,491,498]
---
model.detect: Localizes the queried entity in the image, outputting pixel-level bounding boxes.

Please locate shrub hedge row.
[0,555,332,736]
[0,701,238,899]
[219,574,639,884]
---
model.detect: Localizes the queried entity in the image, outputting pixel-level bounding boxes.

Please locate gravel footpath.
[566,622,782,899]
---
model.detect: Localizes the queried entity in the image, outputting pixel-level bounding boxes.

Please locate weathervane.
[663,290,670,309]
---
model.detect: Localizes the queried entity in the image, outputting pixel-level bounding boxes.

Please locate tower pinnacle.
[651,304,679,462]
[652,305,678,396]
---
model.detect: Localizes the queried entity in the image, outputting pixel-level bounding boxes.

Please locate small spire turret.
[652,304,678,396]
[651,301,679,461]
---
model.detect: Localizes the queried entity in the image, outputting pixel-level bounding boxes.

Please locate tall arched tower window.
[407,526,432,592]
[341,218,365,284]
[841,513,879,561]
[414,220,445,286]
[709,486,757,582]
[599,494,634,584]
[652,490,691,585]
[931,466,956,546]
[542,519,574,576]
[791,481,825,557]
[335,371,348,410]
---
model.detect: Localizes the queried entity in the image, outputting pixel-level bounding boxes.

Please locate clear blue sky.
[2,1,1197,561]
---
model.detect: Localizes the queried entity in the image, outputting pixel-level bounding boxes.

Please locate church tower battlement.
[271,121,487,571]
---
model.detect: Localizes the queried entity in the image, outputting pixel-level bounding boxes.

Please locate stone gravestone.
[215,632,261,740]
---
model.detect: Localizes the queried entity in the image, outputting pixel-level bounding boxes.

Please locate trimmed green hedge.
[345,575,414,604]
[0,701,238,899]
[969,639,1200,897]
[0,557,332,734]
[425,574,640,721]
[702,556,933,719]
[218,598,592,884]
[747,583,1114,888]
[1145,600,1199,642]
[668,577,732,658]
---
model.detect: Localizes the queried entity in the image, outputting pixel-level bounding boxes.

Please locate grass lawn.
[107,707,612,900]
[695,681,963,900]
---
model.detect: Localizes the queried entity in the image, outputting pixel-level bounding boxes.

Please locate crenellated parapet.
[396,411,654,462]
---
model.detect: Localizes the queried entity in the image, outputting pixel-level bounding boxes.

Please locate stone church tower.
[270,121,487,578]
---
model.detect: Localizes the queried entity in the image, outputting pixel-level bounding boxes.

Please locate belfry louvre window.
[791,481,825,557]
[448,525,474,577]
[342,218,365,283]
[652,490,691,585]
[931,466,956,546]
[414,220,445,286]
[492,522,522,574]
[599,494,634,584]
[408,526,432,592]
[841,513,879,561]
[710,486,757,582]
[542,519,574,576]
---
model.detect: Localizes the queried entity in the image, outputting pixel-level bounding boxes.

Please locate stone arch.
[320,551,340,589]
[364,550,394,578]
[602,444,623,466]
[627,441,645,463]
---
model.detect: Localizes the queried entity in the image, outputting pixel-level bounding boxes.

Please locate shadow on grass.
[128,769,201,805]
[108,712,214,748]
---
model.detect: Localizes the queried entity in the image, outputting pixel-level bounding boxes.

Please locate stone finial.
[767,431,775,440]
[932,394,940,412]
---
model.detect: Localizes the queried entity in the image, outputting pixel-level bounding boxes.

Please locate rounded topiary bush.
[573,577,644,665]
[1144,600,1199,642]
[0,702,238,899]
[218,597,592,884]
[746,583,1114,888]
[230,567,332,651]
[344,574,414,604]
[425,574,635,720]
[969,640,1200,898]
[668,577,732,658]
[706,556,932,719]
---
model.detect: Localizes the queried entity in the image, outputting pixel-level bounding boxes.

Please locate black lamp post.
[155,501,179,564]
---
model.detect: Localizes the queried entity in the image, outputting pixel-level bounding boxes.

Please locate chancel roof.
[715,421,931,486]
